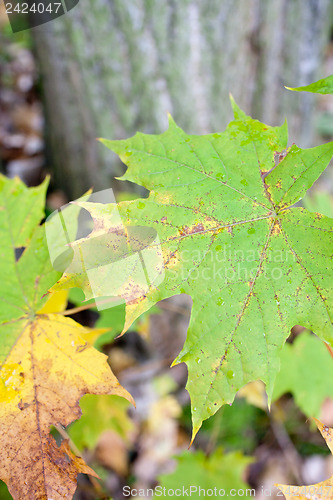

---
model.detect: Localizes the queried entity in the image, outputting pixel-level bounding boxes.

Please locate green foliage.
[0,175,60,359]
[286,74,333,94]
[272,331,333,417]
[183,398,267,454]
[68,394,133,451]
[0,480,12,500]
[157,448,253,499]
[54,99,333,438]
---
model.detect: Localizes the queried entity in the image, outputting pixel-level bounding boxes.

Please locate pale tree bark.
[32,0,333,199]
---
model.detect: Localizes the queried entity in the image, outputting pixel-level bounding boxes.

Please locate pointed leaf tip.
[190,424,201,447]
[167,113,178,129]
[229,92,236,108]
[313,417,321,427]
[98,137,109,145]
[229,94,247,120]
[284,75,333,94]
[98,137,116,152]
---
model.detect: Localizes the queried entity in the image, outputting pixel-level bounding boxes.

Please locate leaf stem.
[60,297,121,316]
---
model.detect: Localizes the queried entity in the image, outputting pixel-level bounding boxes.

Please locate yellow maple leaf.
[276,419,333,499]
[0,314,133,499]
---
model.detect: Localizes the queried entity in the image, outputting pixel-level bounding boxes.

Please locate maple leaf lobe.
[55,101,333,439]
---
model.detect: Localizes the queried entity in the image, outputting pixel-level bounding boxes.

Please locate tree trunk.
[32,0,333,199]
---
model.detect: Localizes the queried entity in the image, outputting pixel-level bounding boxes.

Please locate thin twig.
[60,294,190,317]
[60,297,121,316]
[205,407,224,455]
[269,405,304,484]
[54,423,82,457]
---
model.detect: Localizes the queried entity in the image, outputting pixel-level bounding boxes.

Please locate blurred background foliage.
[1,1,333,499]
[1,1,333,198]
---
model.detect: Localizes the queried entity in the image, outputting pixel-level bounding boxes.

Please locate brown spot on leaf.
[179,223,206,236]
[179,226,189,236]
[272,220,281,235]
[191,223,205,233]
[76,344,88,353]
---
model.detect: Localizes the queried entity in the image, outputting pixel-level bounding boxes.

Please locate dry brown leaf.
[237,380,268,411]
[95,430,129,476]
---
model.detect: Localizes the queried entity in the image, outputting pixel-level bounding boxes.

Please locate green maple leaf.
[0,175,60,354]
[52,99,333,438]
